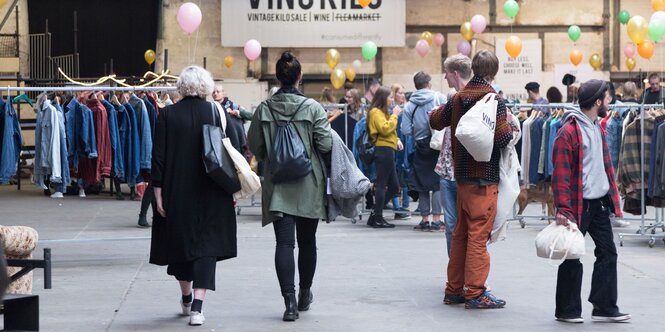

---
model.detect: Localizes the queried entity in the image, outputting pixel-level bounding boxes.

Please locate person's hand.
[393,105,403,116]
[555,212,570,226]
[154,188,166,218]
[397,140,404,151]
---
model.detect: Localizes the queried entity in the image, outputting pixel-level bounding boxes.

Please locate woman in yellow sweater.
[367,86,404,228]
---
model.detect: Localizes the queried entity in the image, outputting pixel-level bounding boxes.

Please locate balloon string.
[193,0,202,65]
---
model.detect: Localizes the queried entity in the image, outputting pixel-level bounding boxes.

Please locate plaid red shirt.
[551,116,623,226]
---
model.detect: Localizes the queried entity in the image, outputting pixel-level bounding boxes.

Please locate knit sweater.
[430,76,513,184]
[368,107,398,149]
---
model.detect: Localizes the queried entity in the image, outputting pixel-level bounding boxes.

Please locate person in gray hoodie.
[401,71,447,231]
[551,79,629,323]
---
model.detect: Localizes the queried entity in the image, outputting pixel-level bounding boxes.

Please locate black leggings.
[140,184,154,216]
[373,146,399,217]
[273,214,319,295]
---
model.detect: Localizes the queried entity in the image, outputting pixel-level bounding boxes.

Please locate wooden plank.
[22,129,35,147]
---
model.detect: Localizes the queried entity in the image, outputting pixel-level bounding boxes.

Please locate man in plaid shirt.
[551,79,629,323]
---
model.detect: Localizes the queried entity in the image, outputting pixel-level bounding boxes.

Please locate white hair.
[176,65,215,97]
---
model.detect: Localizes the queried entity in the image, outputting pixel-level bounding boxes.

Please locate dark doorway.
[28,0,160,78]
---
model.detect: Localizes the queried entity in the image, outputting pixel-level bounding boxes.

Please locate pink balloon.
[176,2,202,35]
[416,39,430,57]
[433,33,445,47]
[244,39,262,61]
[457,40,471,56]
[652,11,665,26]
[470,15,487,34]
[624,43,635,58]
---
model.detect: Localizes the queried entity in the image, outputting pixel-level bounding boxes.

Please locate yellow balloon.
[653,0,665,11]
[325,49,341,69]
[627,16,649,45]
[144,49,156,65]
[330,69,346,89]
[505,36,522,59]
[460,22,474,41]
[589,53,602,70]
[626,57,637,71]
[0,0,6,7]
[224,55,234,68]
[345,68,356,82]
[420,31,433,46]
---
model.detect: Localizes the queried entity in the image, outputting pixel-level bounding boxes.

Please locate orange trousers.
[445,183,498,300]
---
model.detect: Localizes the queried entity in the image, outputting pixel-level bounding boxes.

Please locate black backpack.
[267,98,312,183]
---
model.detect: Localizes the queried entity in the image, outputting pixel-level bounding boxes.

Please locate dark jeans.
[273,214,319,295]
[555,195,619,318]
[373,146,399,218]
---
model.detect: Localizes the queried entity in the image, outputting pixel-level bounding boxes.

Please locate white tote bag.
[221,138,262,200]
[490,145,521,243]
[429,129,444,150]
[455,93,497,162]
[535,222,586,264]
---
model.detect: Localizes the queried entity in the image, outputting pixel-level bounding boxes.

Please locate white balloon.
[652,11,665,26]
[352,59,362,71]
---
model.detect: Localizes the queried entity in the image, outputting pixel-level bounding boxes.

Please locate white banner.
[495,38,542,102]
[221,0,405,47]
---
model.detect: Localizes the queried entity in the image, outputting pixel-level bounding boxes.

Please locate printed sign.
[221,0,405,47]
[495,38,543,102]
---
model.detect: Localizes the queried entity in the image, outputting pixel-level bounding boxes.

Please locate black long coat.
[149,97,240,266]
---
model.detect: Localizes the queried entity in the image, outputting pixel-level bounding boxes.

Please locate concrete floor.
[1,185,665,331]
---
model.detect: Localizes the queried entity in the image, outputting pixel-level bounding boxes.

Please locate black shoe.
[115,193,125,201]
[138,214,151,228]
[282,293,299,321]
[298,289,313,311]
[371,217,395,228]
[414,221,430,231]
[591,309,631,322]
[394,212,411,220]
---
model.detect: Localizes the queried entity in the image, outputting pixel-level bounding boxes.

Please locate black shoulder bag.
[202,102,241,194]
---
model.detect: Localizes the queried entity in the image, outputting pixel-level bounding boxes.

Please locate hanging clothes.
[102,100,123,180]
[647,115,665,199]
[528,114,546,185]
[617,116,655,207]
[142,95,158,137]
[0,96,22,184]
[520,114,533,186]
[77,98,111,185]
[121,102,141,186]
[547,116,562,177]
[34,99,69,188]
[605,113,623,172]
[65,98,97,169]
[129,94,152,170]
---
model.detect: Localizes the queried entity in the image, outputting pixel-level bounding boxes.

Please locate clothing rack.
[3,85,176,194]
[615,103,665,248]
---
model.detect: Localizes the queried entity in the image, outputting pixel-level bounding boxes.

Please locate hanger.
[111,94,121,106]
[13,93,34,107]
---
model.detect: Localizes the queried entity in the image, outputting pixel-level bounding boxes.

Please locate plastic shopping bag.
[535,222,585,264]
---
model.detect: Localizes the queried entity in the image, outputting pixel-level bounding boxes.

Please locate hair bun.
[280,51,294,62]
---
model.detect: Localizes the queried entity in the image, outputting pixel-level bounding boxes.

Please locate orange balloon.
[653,0,665,11]
[345,67,356,82]
[358,0,371,8]
[626,57,637,71]
[223,55,234,68]
[569,49,583,66]
[638,40,655,59]
[505,36,522,59]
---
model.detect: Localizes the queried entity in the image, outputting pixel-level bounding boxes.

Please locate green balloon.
[568,25,581,42]
[504,0,519,18]
[362,41,377,61]
[649,20,665,43]
[619,10,630,25]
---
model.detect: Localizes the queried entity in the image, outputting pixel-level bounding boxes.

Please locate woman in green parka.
[248,52,332,322]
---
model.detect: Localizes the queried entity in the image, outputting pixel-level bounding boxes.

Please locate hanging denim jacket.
[102,100,123,179]
[53,102,70,188]
[129,95,152,170]
[0,97,23,184]
[121,103,141,186]
[142,95,157,137]
[65,98,97,167]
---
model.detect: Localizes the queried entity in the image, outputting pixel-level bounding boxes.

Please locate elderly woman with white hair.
[149,65,240,326]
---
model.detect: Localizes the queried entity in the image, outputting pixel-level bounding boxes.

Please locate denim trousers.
[555,195,619,318]
[440,178,458,256]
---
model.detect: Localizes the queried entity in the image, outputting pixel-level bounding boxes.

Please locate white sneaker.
[50,192,64,199]
[181,300,192,316]
[78,189,86,198]
[556,317,584,323]
[612,219,630,227]
[189,311,205,326]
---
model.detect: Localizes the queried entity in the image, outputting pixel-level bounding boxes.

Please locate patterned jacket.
[430,76,513,184]
[551,116,623,226]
